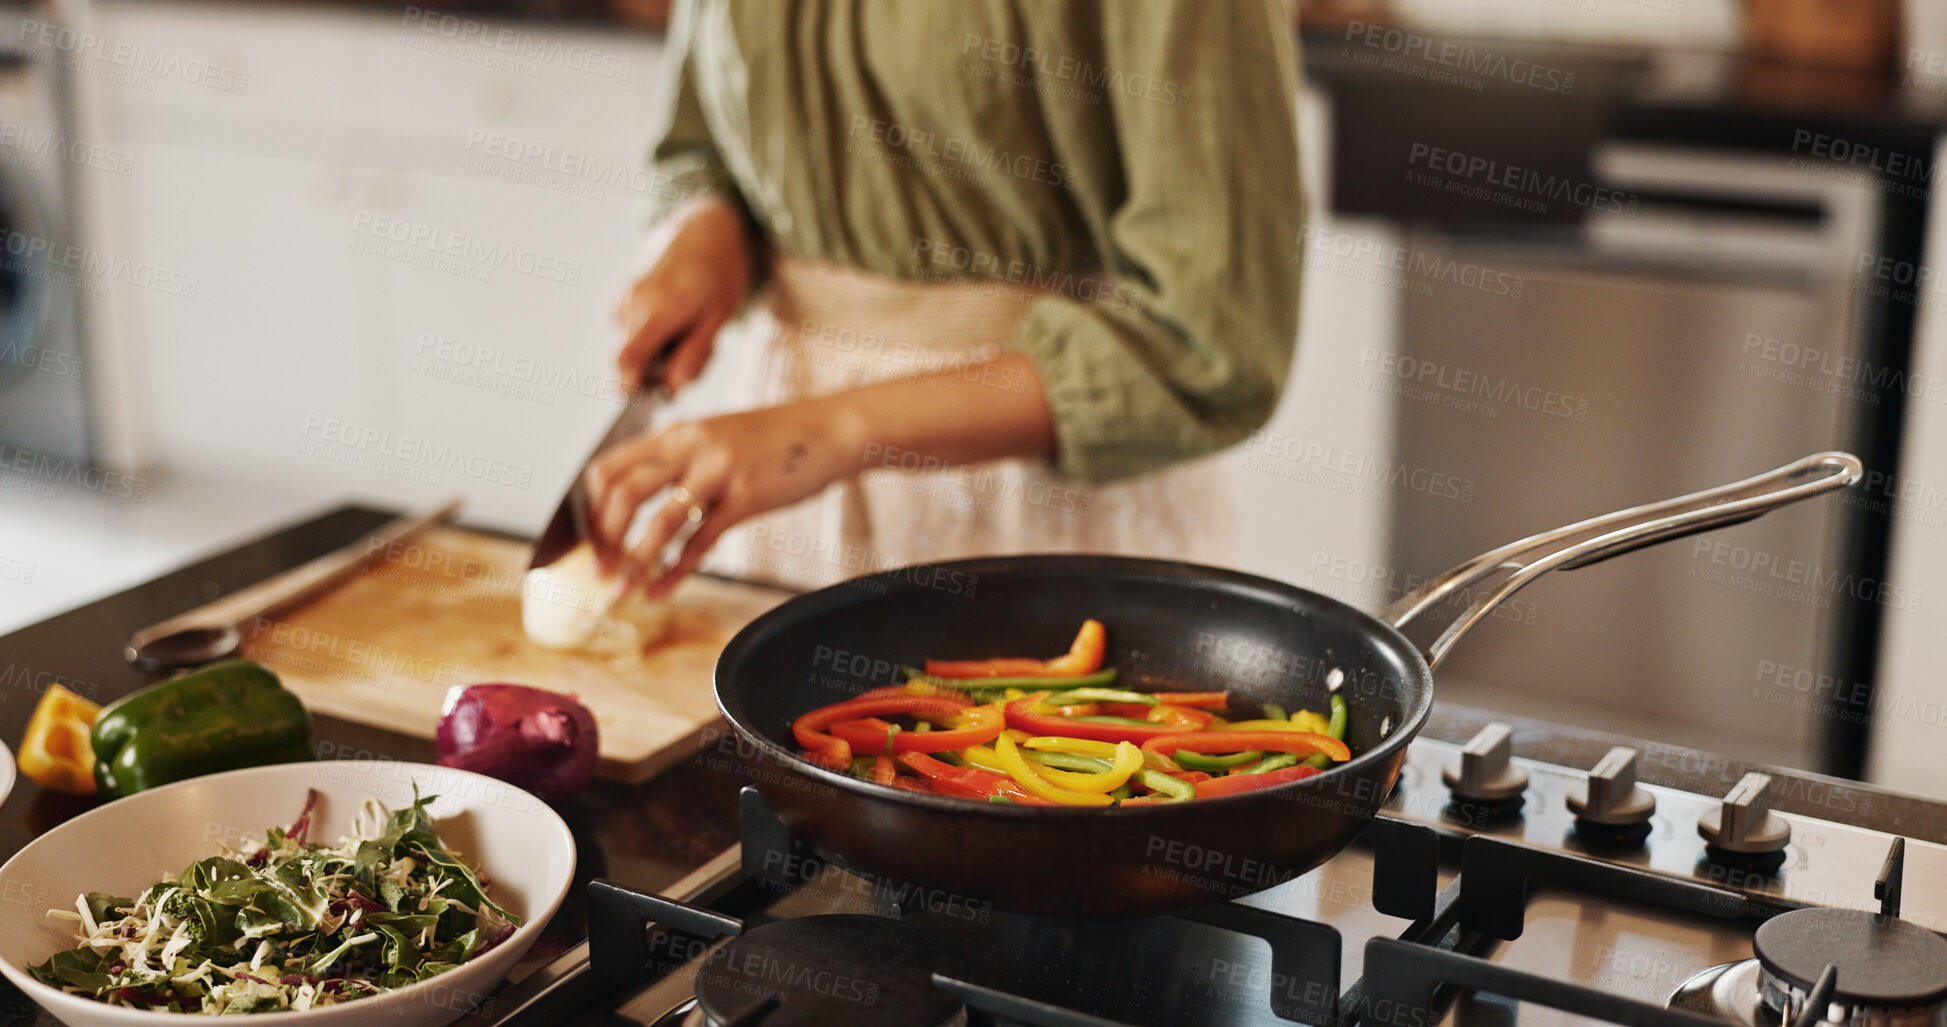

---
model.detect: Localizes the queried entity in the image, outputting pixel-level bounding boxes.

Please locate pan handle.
[1382,451,1862,670]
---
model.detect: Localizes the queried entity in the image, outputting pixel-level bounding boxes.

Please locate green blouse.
[649,0,1304,483]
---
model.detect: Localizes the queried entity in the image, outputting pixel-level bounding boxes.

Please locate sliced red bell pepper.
[792,694,973,769]
[853,685,973,704]
[1097,703,1216,730]
[1150,691,1229,710]
[925,619,1107,678]
[1193,764,1322,798]
[1138,730,1352,763]
[1004,694,1210,743]
[827,705,1006,754]
[871,756,897,785]
[896,751,1052,803]
[1049,703,1102,717]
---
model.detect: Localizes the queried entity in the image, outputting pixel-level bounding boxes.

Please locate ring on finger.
[670,484,709,525]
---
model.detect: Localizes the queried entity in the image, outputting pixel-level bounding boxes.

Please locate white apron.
[703,255,1237,591]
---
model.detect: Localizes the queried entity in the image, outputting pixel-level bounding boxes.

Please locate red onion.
[435,683,598,806]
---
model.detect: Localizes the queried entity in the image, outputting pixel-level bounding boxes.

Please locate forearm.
[816,353,1056,474]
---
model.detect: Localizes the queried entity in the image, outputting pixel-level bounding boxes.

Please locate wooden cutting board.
[238,525,794,784]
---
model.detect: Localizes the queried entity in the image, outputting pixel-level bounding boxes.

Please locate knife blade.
[530,381,666,570]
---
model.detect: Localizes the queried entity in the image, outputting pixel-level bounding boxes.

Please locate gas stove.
[459,729,1947,1027]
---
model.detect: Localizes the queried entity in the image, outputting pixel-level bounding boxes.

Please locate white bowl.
[0,761,575,1027]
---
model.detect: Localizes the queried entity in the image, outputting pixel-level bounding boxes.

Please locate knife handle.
[124,498,463,653]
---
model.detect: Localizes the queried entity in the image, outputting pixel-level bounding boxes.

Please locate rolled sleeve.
[1007,0,1304,483]
[640,0,752,231]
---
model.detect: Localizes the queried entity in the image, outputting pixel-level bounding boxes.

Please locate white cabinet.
[74,0,676,532]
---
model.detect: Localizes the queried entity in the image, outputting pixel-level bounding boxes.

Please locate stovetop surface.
[479,734,1947,1027]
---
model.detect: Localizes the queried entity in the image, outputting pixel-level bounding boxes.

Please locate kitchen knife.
[529,357,671,571]
[125,498,464,669]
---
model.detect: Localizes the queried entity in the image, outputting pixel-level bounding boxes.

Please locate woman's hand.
[613,193,754,392]
[586,353,1055,597]
[585,398,866,596]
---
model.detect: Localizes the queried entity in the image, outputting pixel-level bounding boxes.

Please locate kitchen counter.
[2,503,1943,1023]
[0,505,741,1024]
[1303,28,1947,138]
[1302,29,1947,232]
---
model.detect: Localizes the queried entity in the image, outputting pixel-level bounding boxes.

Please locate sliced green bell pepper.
[1174,749,1264,771]
[1023,751,1115,774]
[91,660,313,798]
[1242,752,1301,774]
[1302,694,1350,770]
[1040,688,1158,706]
[1135,769,1194,801]
[901,667,1118,691]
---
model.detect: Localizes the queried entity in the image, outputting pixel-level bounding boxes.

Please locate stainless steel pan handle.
[1382,451,1862,670]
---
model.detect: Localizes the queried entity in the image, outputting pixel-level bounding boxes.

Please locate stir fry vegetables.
[28,790,521,1014]
[789,620,1351,805]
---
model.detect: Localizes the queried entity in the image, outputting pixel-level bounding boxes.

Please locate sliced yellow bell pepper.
[1025,740,1143,794]
[1289,710,1332,735]
[1022,735,1120,758]
[993,735,1113,806]
[1023,734,1182,773]
[961,743,1006,773]
[1217,718,1330,733]
[18,684,100,795]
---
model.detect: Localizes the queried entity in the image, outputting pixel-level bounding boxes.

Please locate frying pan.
[715,452,1861,915]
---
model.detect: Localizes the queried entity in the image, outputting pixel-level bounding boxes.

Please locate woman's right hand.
[613,193,754,393]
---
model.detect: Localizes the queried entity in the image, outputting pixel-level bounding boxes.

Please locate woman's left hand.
[584,399,863,596]
[584,352,1054,598]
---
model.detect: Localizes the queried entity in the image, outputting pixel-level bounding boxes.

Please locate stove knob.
[1697,772,1792,854]
[1566,746,1656,826]
[1441,722,1528,803]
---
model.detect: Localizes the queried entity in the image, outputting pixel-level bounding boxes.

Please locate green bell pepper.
[1174,748,1265,772]
[1302,694,1350,770]
[1023,751,1115,774]
[1040,688,1159,706]
[1242,752,1301,775]
[900,667,1119,691]
[1135,769,1194,801]
[91,660,313,798]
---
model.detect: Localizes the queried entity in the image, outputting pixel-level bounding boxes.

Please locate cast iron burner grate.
[1671,840,1947,1027]
[1757,907,1947,1012]
[581,787,1448,1027]
[557,785,1939,1027]
[690,915,970,1027]
[1658,845,1947,1027]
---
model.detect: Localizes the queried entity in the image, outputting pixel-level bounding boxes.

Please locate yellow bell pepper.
[1217,718,1328,733]
[1022,735,1120,758]
[993,735,1113,806]
[1289,710,1332,735]
[17,684,100,795]
[961,743,1006,773]
[1026,741,1143,794]
[1024,734,1182,773]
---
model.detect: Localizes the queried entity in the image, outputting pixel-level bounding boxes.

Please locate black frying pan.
[715,453,1859,915]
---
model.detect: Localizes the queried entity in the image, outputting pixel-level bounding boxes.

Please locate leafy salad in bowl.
[0,759,574,1027]
[31,789,519,1014]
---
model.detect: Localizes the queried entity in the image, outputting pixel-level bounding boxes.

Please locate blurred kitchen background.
[2,0,1945,798]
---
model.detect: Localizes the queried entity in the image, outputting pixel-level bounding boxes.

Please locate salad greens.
[29,789,521,1014]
